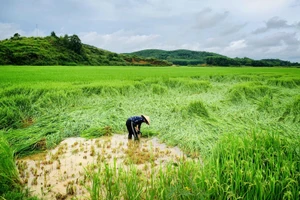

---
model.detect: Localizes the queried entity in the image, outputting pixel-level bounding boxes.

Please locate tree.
[11,33,21,40]
[69,34,82,54]
[50,31,58,38]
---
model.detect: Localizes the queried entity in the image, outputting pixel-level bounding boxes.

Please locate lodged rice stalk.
[0,137,22,196]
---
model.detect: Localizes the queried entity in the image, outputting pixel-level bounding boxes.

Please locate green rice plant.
[267,77,298,88]
[152,84,168,95]
[81,126,113,139]
[0,138,22,196]
[0,104,21,129]
[183,80,211,93]
[81,85,105,96]
[208,74,229,82]
[140,129,160,138]
[0,94,34,129]
[281,95,300,123]
[86,162,121,200]
[186,101,209,118]
[120,167,143,200]
[35,89,78,109]
[256,95,273,112]
[1,66,299,199]
[227,82,274,103]
[199,130,300,199]
[292,78,300,86]
[162,78,185,88]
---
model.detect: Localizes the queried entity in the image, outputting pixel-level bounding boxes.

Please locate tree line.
[205,56,300,67]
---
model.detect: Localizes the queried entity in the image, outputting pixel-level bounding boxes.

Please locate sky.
[1,0,300,62]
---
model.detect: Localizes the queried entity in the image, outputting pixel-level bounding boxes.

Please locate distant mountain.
[126,49,300,67]
[0,34,171,66]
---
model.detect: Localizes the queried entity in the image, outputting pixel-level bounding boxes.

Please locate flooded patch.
[16,134,189,199]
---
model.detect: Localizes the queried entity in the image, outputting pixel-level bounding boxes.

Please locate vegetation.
[2,33,299,67]
[126,49,221,66]
[127,49,300,67]
[0,33,171,66]
[0,66,299,199]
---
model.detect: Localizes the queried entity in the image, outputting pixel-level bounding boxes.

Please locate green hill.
[0,34,171,66]
[125,49,222,66]
[127,49,300,67]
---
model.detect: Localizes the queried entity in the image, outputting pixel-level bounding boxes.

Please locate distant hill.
[0,34,171,66]
[127,49,300,67]
[125,49,222,66]
[1,33,299,67]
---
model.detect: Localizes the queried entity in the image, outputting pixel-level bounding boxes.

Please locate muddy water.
[16,134,188,200]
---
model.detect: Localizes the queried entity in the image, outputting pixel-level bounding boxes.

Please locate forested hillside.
[0,33,171,66]
[127,49,300,67]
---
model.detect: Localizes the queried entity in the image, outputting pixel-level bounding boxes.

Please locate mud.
[16,134,188,200]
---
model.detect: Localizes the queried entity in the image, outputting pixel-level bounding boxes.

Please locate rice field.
[0,66,299,199]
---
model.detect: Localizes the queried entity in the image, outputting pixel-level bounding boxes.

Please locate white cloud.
[0,23,23,40]
[224,40,247,52]
[79,30,161,53]
[1,0,300,62]
[0,23,46,39]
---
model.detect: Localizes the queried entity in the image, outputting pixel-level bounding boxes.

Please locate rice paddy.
[0,66,299,199]
[16,135,189,199]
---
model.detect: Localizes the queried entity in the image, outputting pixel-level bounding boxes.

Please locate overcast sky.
[1,0,300,62]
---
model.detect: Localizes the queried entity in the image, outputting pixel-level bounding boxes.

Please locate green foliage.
[0,36,171,66]
[127,49,222,65]
[127,49,300,66]
[206,56,240,66]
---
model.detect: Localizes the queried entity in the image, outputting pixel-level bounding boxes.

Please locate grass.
[0,66,299,199]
